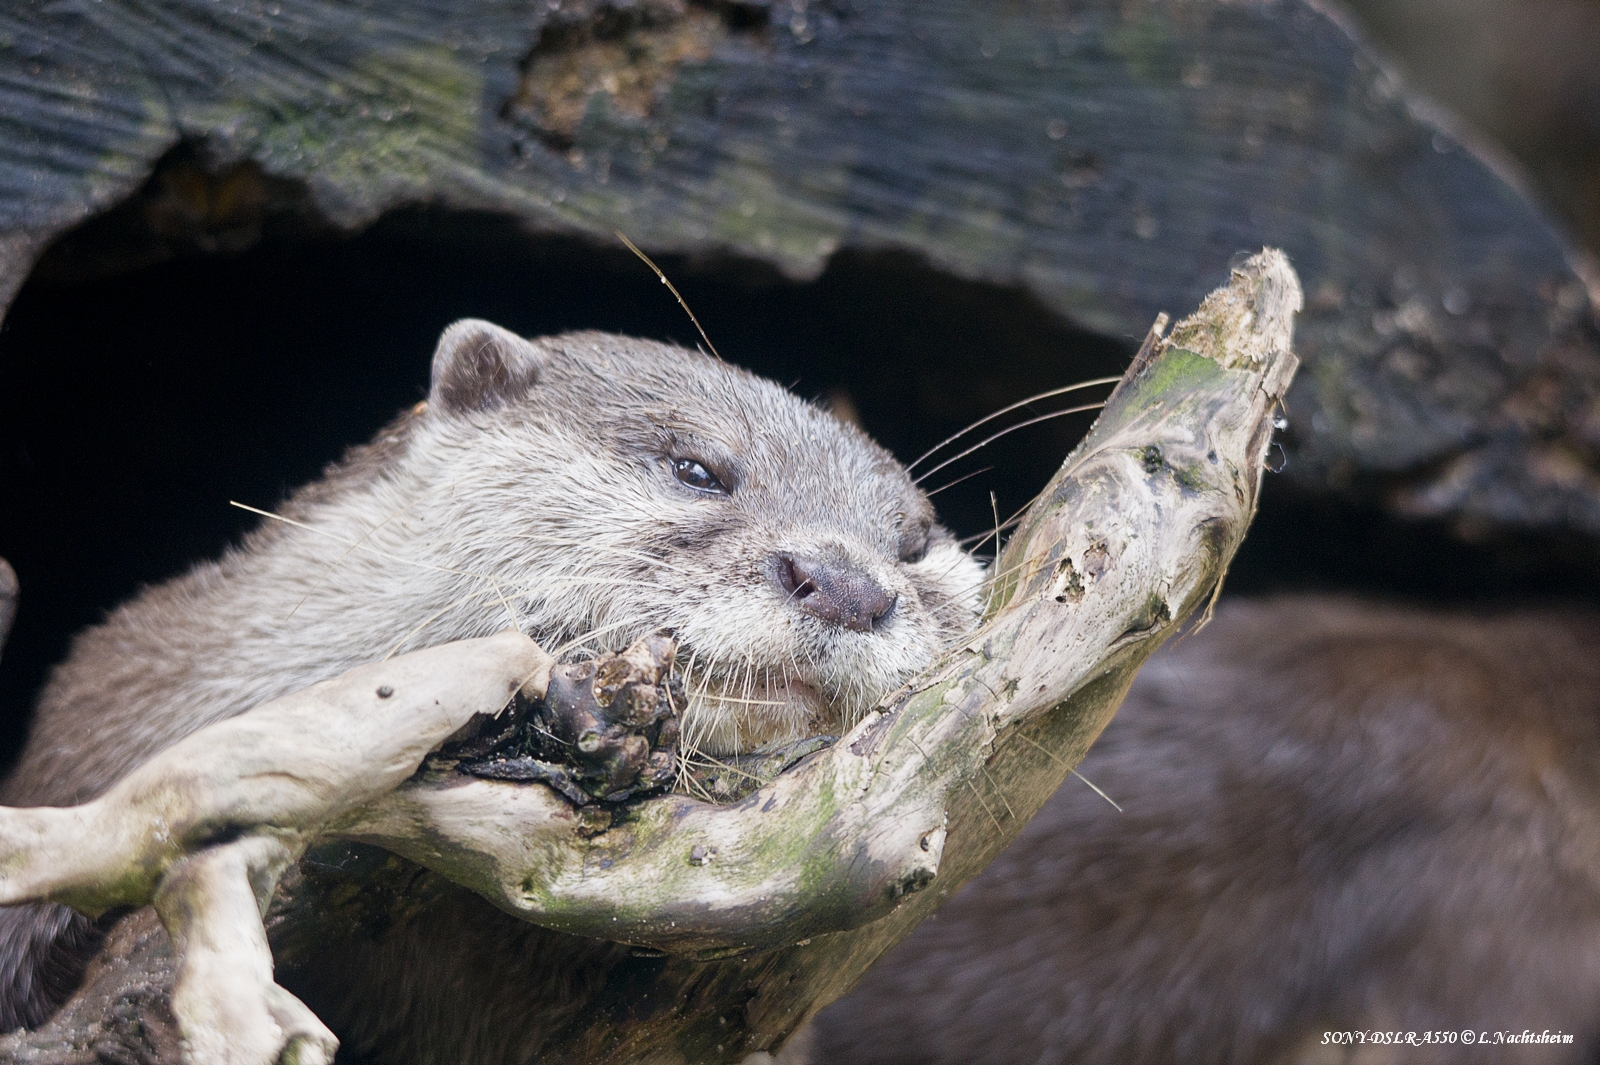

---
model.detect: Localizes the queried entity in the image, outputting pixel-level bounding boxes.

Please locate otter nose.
[773,553,897,632]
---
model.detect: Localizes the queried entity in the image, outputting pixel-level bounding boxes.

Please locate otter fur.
[0,320,984,1044]
[811,596,1600,1064]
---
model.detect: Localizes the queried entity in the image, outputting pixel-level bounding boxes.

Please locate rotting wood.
[0,250,1299,1065]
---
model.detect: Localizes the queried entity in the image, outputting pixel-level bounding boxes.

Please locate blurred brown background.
[1339,0,1600,257]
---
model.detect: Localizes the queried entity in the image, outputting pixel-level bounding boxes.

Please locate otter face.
[411,320,985,757]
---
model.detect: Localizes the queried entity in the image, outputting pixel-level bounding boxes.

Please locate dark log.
[0,0,1595,539]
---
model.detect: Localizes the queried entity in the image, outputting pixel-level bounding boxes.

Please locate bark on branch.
[0,250,1301,1064]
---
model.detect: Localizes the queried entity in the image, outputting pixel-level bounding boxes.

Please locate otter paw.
[457,634,681,804]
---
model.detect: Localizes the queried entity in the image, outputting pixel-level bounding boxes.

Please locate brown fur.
[811,596,1600,1064]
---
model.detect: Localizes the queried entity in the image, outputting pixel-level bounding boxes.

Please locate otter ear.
[428,319,544,415]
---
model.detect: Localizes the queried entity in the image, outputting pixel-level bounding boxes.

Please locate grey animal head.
[288,321,984,756]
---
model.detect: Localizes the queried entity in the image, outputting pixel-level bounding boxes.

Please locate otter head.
[409,319,984,756]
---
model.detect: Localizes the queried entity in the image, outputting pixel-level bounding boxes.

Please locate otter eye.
[672,458,727,495]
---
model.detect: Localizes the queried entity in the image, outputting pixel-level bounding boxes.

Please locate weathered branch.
[0,250,1299,1064]
[0,634,553,916]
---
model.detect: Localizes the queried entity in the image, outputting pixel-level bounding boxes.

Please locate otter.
[0,320,985,1046]
[810,596,1600,1064]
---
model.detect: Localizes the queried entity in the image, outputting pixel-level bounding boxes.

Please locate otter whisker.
[979,762,1017,820]
[486,576,521,632]
[737,654,760,752]
[923,465,993,499]
[996,497,1038,538]
[719,657,748,756]
[615,229,723,362]
[977,551,1049,596]
[965,777,1005,832]
[679,752,767,785]
[906,377,1119,473]
[240,505,669,629]
[960,476,1065,552]
[525,717,565,748]
[675,646,702,746]
[989,491,1002,567]
[679,769,717,803]
[915,402,1105,486]
[960,510,1028,552]
[550,617,649,659]
[231,502,495,584]
[237,500,555,640]
[783,645,807,689]
[676,658,717,792]
[1009,732,1123,812]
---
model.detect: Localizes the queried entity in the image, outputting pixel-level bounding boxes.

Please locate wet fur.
[0,324,983,1039]
[812,596,1600,1065]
